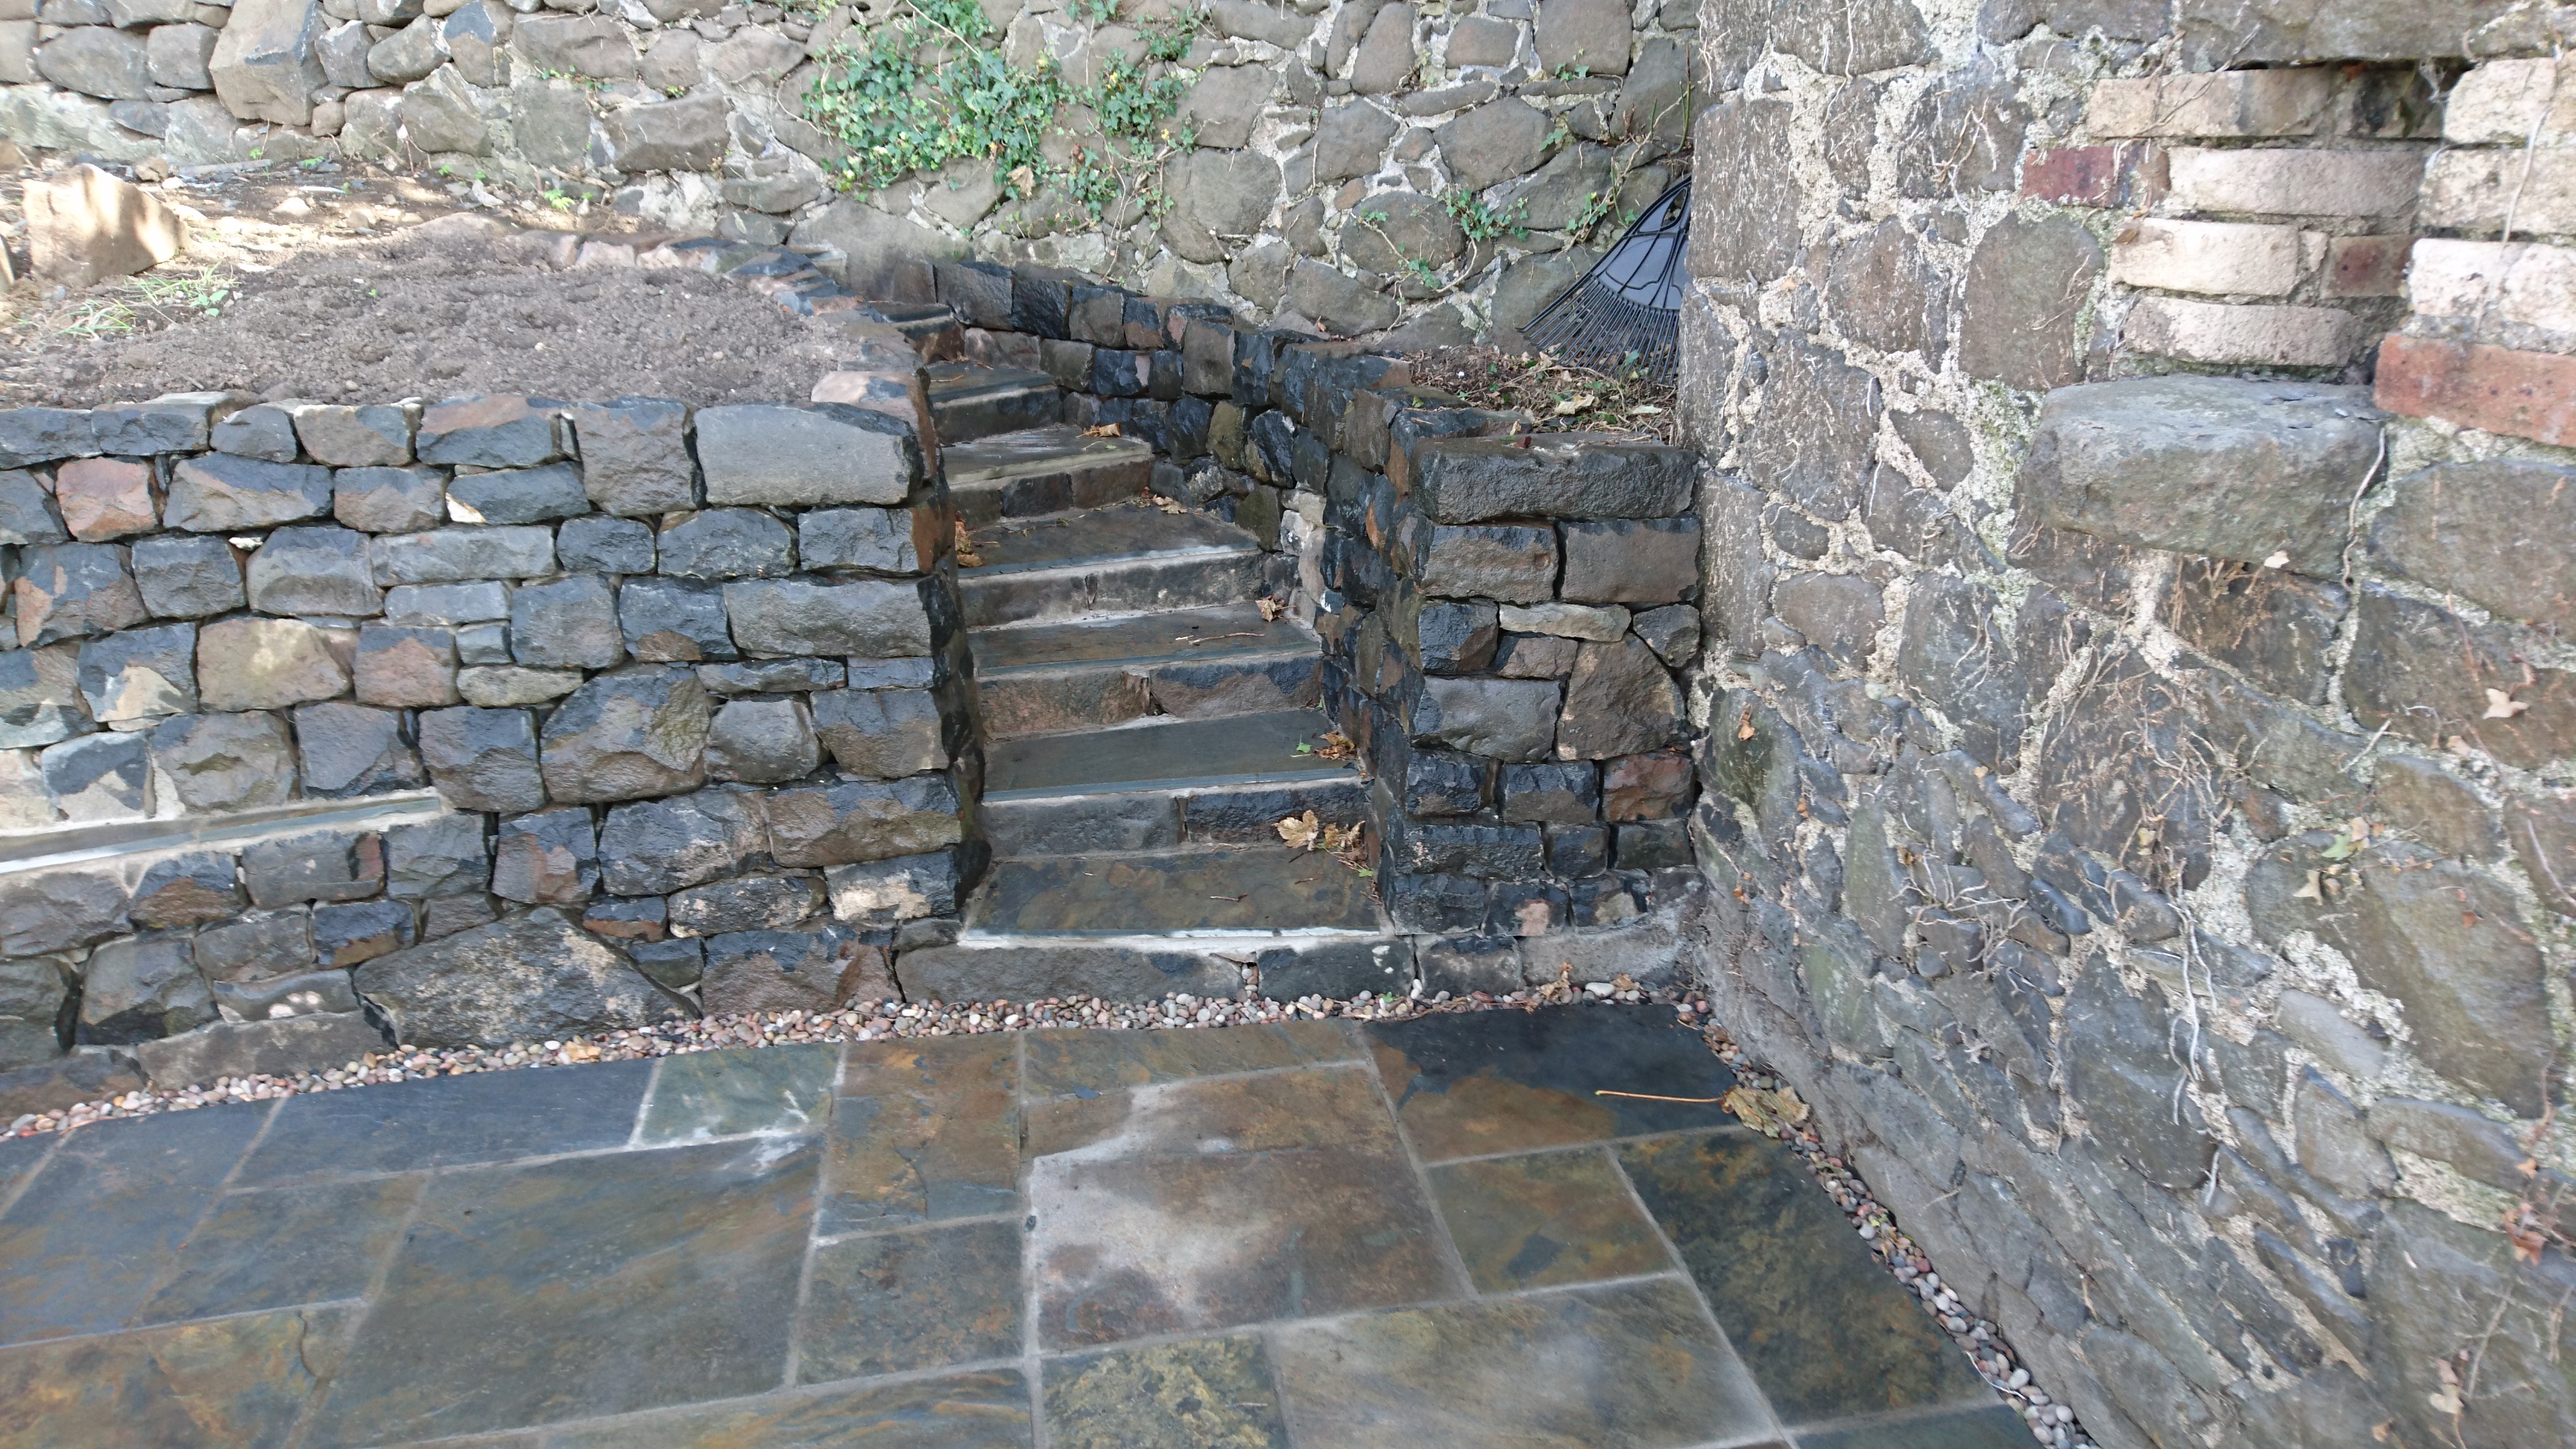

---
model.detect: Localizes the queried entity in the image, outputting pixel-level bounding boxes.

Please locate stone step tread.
[943,425,1155,488]
[973,603,1318,674]
[964,844,1383,937]
[924,362,1057,404]
[962,504,1262,578]
[984,709,1352,799]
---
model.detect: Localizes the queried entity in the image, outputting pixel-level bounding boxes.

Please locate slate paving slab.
[1428,1144,1674,1293]
[0,1101,268,1344]
[1796,1402,2035,1448]
[1619,1130,1997,1428]
[304,1137,819,1445]
[536,1371,1035,1448]
[822,1035,1019,1233]
[133,1173,424,1326]
[1268,1277,1772,1447]
[637,1041,837,1144]
[1366,1002,1738,1161]
[0,1303,358,1447]
[1044,1334,1290,1448]
[975,845,1381,935]
[1026,1064,1456,1348]
[1022,1018,1355,1095]
[798,1219,1026,1381]
[0,1132,53,1214]
[235,1059,653,1185]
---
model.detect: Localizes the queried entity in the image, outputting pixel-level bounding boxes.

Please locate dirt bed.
[1407,345,1679,443]
[3,172,844,407]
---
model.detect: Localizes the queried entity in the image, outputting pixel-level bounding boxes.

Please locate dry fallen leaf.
[1080,422,1122,437]
[1157,497,1189,514]
[1276,810,1322,850]
[2262,549,2291,569]
[2485,688,2530,719]
[1310,731,1356,761]
[1551,393,1597,416]
[562,1039,601,1063]
[1722,1083,1811,1137]
[2292,869,2325,902]
[1256,596,1288,622]
[952,519,982,568]
[1736,708,1756,741]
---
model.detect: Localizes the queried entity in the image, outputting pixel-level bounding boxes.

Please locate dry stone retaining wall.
[0,376,983,1104]
[3,0,1698,341]
[943,259,1712,993]
[1678,4,2576,1448]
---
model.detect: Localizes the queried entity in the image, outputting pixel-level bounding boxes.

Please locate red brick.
[2022,144,2164,209]
[2376,336,2576,446]
[2324,235,2414,298]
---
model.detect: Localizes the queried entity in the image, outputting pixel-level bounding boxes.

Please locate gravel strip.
[6,982,2092,1446]
[3,979,1668,1138]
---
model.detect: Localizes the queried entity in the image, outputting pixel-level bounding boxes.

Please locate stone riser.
[928,378,1062,446]
[894,930,1409,1004]
[976,653,1322,738]
[959,552,1287,628]
[981,775,1366,857]
[950,455,1152,525]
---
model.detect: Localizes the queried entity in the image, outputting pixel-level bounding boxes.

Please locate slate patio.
[0,1006,2027,1448]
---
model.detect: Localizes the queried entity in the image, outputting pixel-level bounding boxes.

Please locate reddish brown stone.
[2325,235,2413,299]
[1602,751,1693,822]
[2377,336,2576,447]
[52,457,157,541]
[2020,144,2163,208]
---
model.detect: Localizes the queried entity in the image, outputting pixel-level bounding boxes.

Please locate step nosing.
[981,768,1358,800]
[975,646,1320,676]
[959,547,1260,579]
[951,928,1391,944]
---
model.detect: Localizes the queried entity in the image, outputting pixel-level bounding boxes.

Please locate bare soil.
[1408,345,1680,444]
[1,160,841,408]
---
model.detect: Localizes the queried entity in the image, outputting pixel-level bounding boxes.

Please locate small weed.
[1441,187,1527,243]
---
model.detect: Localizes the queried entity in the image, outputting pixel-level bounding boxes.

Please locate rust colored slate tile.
[1366,1004,1736,1162]
[536,1372,1033,1448]
[1619,1131,1995,1427]
[0,1304,356,1446]
[1032,1145,1455,1349]
[1022,1019,1355,1097]
[1043,1334,1289,1449]
[1428,1146,1672,1293]
[1023,1062,1397,1160]
[1269,1277,1767,1447]
[822,1034,1020,1234]
[135,1173,425,1326]
[303,1138,817,1444]
[798,1220,1025,1383]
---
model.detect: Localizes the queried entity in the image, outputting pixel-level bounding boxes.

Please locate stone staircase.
[892,416,1406,1007]
[677,242,1411,1006]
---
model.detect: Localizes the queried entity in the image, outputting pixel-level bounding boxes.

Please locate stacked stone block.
[1680,5,2574,1448]
[0,382,981,1093]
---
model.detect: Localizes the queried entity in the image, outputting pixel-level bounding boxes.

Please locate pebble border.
[6,986,2089,1447]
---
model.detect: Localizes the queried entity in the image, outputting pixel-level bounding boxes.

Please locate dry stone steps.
[971,604,1322,738]
[957,505,1289,629]
[941,425,1155,525]
[934,469,1395,1003]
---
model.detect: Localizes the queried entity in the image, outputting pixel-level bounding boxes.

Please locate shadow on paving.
[0,1006,2025,1448]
